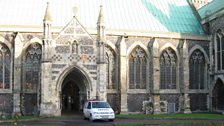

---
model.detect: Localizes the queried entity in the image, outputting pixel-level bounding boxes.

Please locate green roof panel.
[198,0,224,20]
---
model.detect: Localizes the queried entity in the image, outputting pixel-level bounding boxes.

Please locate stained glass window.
[216,30,224,71]
[0,44,10,89]
[189,49,205,89]
[105,46,116,89]
[160,48,177,89]
[129,47,147,89]
[24,43,41,91]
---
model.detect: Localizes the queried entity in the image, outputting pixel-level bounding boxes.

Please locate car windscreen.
[92,102,110,108]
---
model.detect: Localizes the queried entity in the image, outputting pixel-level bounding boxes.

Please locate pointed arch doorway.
[212,79,224,111]
[60,67,90,114]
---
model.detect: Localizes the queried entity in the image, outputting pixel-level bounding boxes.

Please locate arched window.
[160,47,177,89]
[129,47,147,89]
[189,49,205,89]
[106,46,116,89]
[24,43,42,91]
[0,44,10,89]
[216,30,224,71]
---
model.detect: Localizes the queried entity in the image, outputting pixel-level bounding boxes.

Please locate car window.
[92,102,110,108]
[87,102,91,109]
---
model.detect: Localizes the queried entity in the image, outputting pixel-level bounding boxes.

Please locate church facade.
[0,0,223,116]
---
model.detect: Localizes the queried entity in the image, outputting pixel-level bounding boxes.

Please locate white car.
[83,100,115,122]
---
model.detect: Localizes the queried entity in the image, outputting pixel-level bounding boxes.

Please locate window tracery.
[189,49,205,89]
[216,29,224,71]
[129,46,146,89]
[106,46,116,89]
[0,44,10,89]
[24,43,42,91]
[160,47,177,89]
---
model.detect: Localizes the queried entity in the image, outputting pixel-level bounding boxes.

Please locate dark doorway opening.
[212,79,224,110]
[62,81,80,113]
[61,67,88,114]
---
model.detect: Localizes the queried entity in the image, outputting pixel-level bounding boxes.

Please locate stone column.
[13,33,24,115]
[118,36,128,113]
[183,41,191,113]
[152,39,161,114]
[40,62,60,116]
[97,63,107,101]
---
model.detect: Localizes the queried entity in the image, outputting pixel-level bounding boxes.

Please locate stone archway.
[212,79,224,111]
[60,66,91,114]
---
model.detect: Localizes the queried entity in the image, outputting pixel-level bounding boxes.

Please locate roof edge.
[0,25,210,41]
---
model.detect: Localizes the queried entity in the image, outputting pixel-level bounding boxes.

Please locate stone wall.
[127,93,148,112]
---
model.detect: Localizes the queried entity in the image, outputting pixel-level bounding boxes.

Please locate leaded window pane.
[142,58,146,89]
[189,50,205,89]
[129,47,147,89]
[129,59,134,89]
[25,43,41,91]
[195,62,199,89]
[217,35,221,70]
[200,62,205,89]
[217,52,221,70]
[4,52,10,89]
[105,47,116,89]
[160,57,165,89]
[160,48,177,89]
[171,64,176,89]
[190,56,195,89]
[0,45,11,89]
[135,59,140,88]
[217,35,221,51]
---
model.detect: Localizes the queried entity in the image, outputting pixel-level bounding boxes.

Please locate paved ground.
[0,113,224,126]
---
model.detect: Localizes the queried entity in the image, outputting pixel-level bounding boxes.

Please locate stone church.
[0,0,223,116]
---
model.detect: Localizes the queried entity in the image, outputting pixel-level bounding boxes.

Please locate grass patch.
[0,115,40,121]
[116,113,224,119]
[115,121,224,126]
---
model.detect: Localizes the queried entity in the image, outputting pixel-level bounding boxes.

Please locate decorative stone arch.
[55,64,93,113]
[214,29,224,71]
[20,39,42,115]
[159,43,180,61]
[0,36,11,50]
[105,40,118,90]
[127,41,149,90]
[105,40,118,55]
[127,41,149,57]
[22,37,42,57]
[189,44,209,64]
[212,76,224,92]
[212,77,224,111]
[159,43,180,90]
[0,41,11,90]
[24,37,42,50]
[56,65,93,93]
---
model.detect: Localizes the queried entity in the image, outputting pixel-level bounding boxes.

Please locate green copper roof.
[141,0,204,34]
[198,0,224,20]
[0,0,204,34]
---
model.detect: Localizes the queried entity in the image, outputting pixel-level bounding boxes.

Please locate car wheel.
[83,115,88,120]
[90,114,94,122]
[109,119,114,122]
